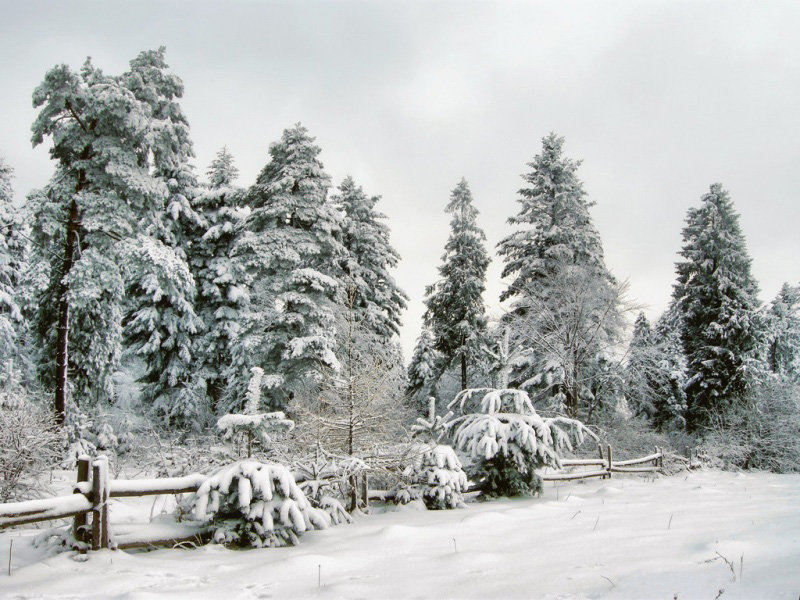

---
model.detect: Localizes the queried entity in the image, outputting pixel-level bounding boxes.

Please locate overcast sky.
[2,1,799,359]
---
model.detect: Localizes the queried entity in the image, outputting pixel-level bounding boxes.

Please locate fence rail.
[0,456,206,551]
[541,445,663,482]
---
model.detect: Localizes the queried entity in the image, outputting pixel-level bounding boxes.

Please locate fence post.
[606,445,613,478]
[73,456,91,546]
[597,443,606,479]
[360,473,369,511]
[91,457,109,550]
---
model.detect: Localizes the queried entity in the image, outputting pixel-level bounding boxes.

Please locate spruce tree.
[765,283,800,380]
[672,183,762,430]
[423,179,490,391]
[191,148,248,413]
[498,133,608,303]
[406,327,442,410]
[497,134,623,417]
[234,124,344,410]
[333,176,407,339]
[121,49,208,426]
[625,313,657,421]
[0,157,27,388]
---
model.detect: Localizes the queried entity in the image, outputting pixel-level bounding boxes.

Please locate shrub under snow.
[192,460,329,547]
[402,443,467,509]
[449,388,594,497]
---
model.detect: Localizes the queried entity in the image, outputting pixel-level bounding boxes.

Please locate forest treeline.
[1,48,798,503]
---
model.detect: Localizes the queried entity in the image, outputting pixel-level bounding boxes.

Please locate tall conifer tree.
[333,176,407,340]
[191,148,249,412]
[497,134,623,417]
[672,183,762,430]
[234,124,345,410]
[423,178,490,390]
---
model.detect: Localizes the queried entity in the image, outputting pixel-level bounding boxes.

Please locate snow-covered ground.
[2,470,799,599]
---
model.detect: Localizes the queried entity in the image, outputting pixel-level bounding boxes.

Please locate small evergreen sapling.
[192,460,329,547]
[400,398,467,509]
[216,367,294,458]
[449,388,593,497]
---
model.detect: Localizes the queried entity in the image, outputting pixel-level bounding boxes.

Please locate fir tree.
[120,48,208,425]
[234,124,345,410]
[765,283,800,380]
[191,148,248,412]
[0,157,27,388]
[672,183,763,430]
[498,133,608,302]
[423,179,490,390]
[497,134,623,417]
[650,307,688,429]
[406,327,442,410]
[625,313,657,420]
[333,176,407,339]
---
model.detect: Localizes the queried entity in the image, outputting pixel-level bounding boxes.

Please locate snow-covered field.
[2,470,799,599]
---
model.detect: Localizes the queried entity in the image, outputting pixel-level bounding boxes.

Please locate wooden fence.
[541,444,664,482]
[0,456,209,551]
[2,446,662,552]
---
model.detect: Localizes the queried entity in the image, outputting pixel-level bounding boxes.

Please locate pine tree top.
[207,147,239,189]
[498,133,607,302]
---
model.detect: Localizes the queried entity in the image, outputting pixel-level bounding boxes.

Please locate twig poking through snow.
[570,510,581,520]
[453,538,458,553]
[668,513,674,530]
[318,564,321,588]
[600,575,615,588]
[739,554,743,581]
[7,539,11,576]
[564,492,571,502]
[714,589,724,600]
[593,516,599,531]
[703,552,736,582]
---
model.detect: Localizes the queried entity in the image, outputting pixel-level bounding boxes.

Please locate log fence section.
[541,445,664,482]
[0,455,207,551]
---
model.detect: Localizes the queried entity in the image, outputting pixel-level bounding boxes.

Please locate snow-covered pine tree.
[192,460,329,547]
[233,124,345,410]
[672,183,763,430]
[401,398,467,509]
[423,178,490,391]
[448,388,593,497]
[191,148,249,412]
[333,176,407,340]
[624,313,657,421]
[30,51,190,421]
[0,157,27,389]
[498,133,608,300]
[496,134,624,418]
[765,283,800,380]
[406,327,442,411]
[649,306,688,429]
[123,235,205,426]
[119,48,208,427]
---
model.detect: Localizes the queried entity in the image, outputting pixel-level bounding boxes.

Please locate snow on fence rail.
[542,444,664,482]
[0,456,209,551]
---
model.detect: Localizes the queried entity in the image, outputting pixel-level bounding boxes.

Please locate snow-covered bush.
[192,460,329,547]
[0,400,62,501]
[402,443,467,509]
[397,398,467,509]
[449,388,594,497]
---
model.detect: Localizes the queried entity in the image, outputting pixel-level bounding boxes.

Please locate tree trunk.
[460,354,467,390]
[54,195,81,425]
